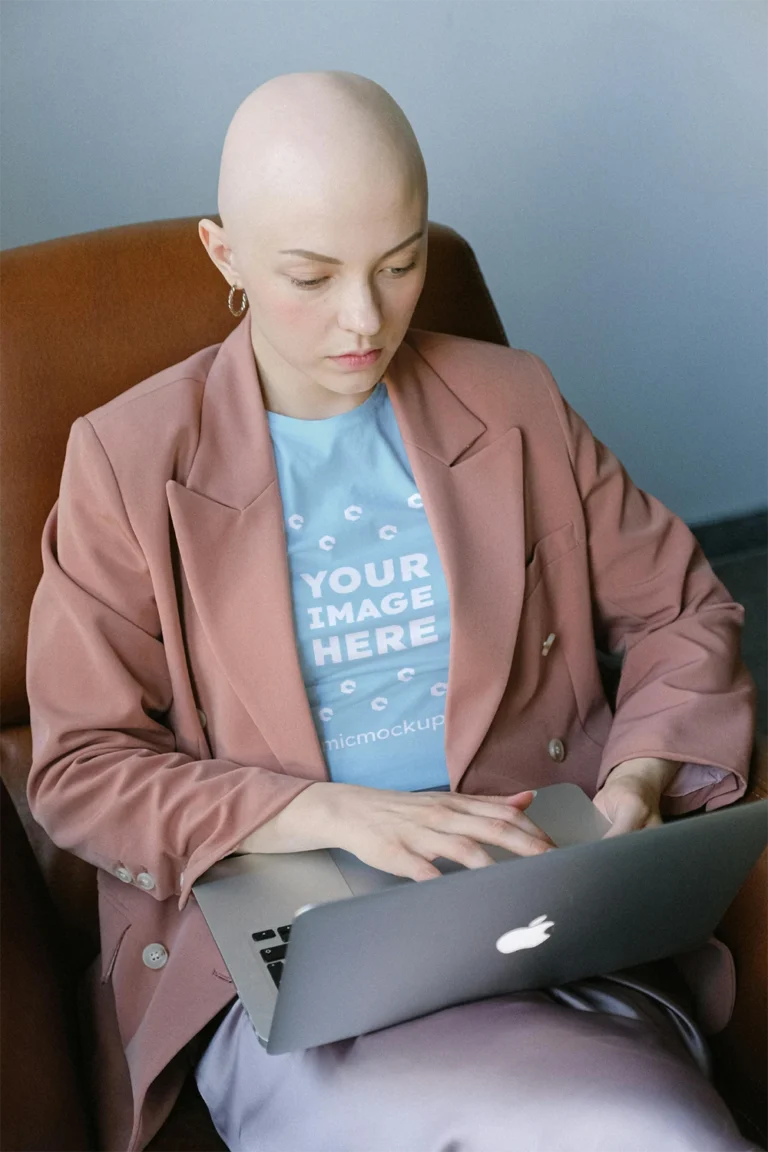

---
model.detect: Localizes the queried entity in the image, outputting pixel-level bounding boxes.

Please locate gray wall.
[2,1,765,526]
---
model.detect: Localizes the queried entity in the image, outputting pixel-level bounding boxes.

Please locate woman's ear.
[198,218,238,284]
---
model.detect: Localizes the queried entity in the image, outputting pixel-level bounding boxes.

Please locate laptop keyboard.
[251,923,292,988]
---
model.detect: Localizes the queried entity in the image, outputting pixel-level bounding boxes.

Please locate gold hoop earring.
[228,285,248,317]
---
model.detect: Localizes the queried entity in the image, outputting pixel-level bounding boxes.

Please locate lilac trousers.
[195,970,756,1152]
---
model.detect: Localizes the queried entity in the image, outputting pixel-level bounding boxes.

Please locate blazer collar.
[182,315,488,508]
[167,317,526,790]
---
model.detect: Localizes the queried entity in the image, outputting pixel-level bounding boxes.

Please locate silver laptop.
[193,783,767,1055]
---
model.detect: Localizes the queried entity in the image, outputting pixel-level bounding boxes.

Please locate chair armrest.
[710,735,768,1147]
[0,777,93,1151]
[749,733,767,797]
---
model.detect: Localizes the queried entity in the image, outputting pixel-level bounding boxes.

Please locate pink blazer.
[26,317,756,1150]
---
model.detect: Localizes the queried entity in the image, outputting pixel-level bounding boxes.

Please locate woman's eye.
[291,260,416,290]
[287,276,324,290]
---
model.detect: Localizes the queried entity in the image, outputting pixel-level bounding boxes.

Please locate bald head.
[217,70,428,251]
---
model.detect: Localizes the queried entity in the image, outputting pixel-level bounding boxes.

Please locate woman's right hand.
[279,781,556,881]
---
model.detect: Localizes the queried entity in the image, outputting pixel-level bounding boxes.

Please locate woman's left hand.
[592,757,680,838]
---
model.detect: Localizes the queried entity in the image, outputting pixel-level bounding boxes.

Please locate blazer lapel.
[166,318,526,791]
[166,317,326,781]
[386,339,527,788]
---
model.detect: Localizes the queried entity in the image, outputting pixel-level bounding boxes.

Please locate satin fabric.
[195,976,756,1152]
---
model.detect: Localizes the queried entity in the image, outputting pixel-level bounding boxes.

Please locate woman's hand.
[593,757,679,837]
[237,782,555,880]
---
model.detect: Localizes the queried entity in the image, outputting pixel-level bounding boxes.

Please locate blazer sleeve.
[26,416,316,910]
[524,353,757,814]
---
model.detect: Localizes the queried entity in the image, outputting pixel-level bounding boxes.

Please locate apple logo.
[495,914,555,954]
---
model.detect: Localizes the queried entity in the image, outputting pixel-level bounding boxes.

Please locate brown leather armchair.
[1,217,765,1151]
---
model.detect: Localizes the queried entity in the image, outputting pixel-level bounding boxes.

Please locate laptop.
[192,783,768,1055]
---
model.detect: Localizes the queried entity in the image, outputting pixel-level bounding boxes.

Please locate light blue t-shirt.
[266,380,451,792]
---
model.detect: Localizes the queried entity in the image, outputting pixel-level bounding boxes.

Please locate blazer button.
[541,632,557,656]
[142,943,168,970]
[548,738,566,762]
[114,864,134,884]
[197,708,207,729]
[136,871,156,891]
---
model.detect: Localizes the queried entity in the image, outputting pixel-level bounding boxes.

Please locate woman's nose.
[337,285,384,332]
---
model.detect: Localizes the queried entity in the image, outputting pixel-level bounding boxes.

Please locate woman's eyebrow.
[278,230,424,265]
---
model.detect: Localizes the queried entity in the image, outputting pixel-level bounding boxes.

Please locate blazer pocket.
[98,886,132,984]
[524,521,579,601]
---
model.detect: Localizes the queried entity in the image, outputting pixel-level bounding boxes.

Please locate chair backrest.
[0,216,509,966]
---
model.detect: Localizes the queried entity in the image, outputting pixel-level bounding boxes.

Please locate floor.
[710,548,767,737]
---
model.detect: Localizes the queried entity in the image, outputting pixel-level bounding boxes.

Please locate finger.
[443,789,535,808]
[443,796,555,846]
[601,797,649,838]
[486,803,556,846]
[391,846,443,882]
[466,789,537,810]
[418,832,498,871]
[450,814,553,857]
[503,789,537,810]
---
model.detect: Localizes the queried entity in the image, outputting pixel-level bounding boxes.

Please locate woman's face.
[205,167,428,418]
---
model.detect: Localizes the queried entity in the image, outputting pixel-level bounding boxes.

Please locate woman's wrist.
[235,781,339,854]
[605,756,680,794]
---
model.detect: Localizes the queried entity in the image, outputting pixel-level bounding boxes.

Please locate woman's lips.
[329,349,382,368]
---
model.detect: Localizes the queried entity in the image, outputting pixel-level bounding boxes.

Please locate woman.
[26,71,758,1151]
